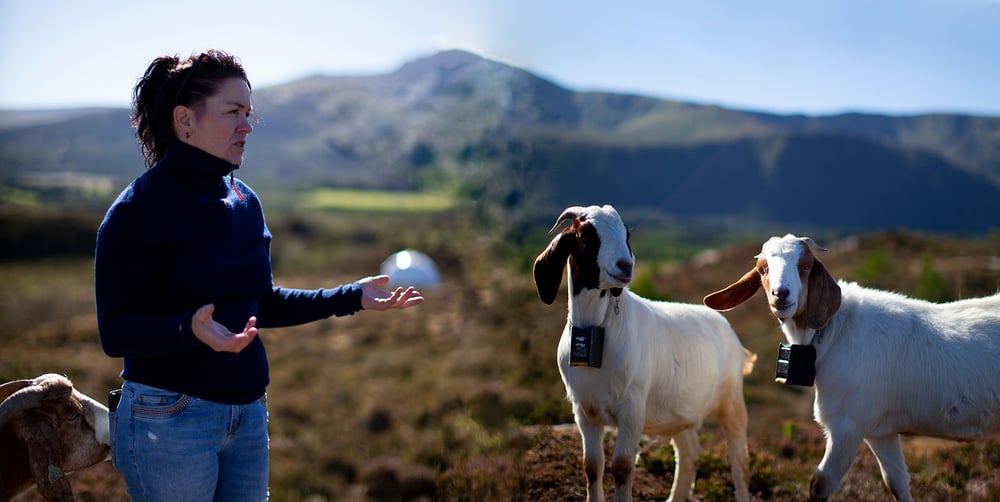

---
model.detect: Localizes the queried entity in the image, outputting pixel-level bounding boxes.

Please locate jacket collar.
[158,141,239,195]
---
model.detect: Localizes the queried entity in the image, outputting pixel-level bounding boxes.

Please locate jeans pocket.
[131,387,192,419]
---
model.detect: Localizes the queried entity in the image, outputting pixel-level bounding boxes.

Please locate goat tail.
[742,348,757,376]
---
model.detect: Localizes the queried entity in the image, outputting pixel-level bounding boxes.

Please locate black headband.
[174,53,208,106]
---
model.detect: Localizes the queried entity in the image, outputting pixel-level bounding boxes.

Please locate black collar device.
[775,342,816,386]
[570,325,604,368]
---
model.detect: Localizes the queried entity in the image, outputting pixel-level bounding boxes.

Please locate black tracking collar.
[570,325,604,368]
[775,342,816,386]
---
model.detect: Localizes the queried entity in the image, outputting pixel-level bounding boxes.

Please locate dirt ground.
[521,424,676,502]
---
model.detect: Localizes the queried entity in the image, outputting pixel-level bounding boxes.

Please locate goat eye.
[758,267,767,275]
[67,412,79,421]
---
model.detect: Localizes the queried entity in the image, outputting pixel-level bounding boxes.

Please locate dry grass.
[3,213,999,501]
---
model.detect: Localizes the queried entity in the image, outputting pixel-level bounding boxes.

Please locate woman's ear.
[533,232,576,305]
[173,105,193,138]
[703,268,762,311]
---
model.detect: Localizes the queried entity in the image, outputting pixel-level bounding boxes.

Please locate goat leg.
[864,434,913,502]
[667,428,700,502]
[610,414,644,502]
[577,415,607,502]
[810,423,863,502]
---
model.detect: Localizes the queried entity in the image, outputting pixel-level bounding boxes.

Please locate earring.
[185,131,191,139]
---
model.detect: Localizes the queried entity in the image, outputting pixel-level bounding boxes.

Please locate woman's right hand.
[191,304,258,352]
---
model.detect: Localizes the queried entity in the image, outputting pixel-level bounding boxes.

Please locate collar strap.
[812,326,826,345]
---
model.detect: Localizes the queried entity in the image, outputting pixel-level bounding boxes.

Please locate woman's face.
[183,77,253,166]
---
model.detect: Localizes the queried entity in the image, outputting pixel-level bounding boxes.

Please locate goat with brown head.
[704,234,1000,501]
[0,373,110,502]
[704,234,841,345]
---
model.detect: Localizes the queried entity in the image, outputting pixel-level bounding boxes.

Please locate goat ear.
[21,419,75,501]
[703,268,762,311]
[533,232,576,305]
[804,258,841,329]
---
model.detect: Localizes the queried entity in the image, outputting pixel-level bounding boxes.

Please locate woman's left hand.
[359,275,424,311]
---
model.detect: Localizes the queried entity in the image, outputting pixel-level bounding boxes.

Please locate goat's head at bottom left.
[1,373,110,502]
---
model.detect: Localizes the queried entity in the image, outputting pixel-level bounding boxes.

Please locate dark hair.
[131,49,251,167]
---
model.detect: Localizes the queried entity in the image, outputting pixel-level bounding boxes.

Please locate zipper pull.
[230,173,244,201]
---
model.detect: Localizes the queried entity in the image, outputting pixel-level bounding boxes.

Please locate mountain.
[2,49,999,234]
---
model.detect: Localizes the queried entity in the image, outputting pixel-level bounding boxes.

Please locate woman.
[95,50,423,501]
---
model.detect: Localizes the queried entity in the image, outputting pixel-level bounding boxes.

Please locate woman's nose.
[239,116,253,134]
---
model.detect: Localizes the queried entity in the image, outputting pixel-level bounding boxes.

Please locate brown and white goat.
[534,205,754,502]
[1,373,110,502]
[704,234,1000,502]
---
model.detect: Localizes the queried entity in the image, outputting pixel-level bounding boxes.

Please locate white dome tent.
[379,249,441,290]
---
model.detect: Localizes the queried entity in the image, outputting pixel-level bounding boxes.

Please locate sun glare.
[396,250,412,270]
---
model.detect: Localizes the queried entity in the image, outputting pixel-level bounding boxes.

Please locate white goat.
[704,234,1000,502]
[533,205,755,502]
[0,373,110,502]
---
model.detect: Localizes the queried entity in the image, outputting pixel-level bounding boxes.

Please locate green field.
[297,188,459,212]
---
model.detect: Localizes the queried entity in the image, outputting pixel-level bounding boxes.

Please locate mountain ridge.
[1,49,998,234]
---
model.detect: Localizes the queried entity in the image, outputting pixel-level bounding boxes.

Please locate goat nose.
[772,287,790,300]
[617,259,633,276]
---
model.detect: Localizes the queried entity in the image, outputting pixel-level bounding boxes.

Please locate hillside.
[3,208,999,500]
[2,49,999,234]
[516,132,1000,234]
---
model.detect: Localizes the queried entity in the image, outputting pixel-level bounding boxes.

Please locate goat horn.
[0,378,33,402]
[0,374,73,430]
[800,237,829,253]
[550,206,586,233]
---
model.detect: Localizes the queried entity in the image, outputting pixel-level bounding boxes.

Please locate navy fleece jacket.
[96,141,362,404]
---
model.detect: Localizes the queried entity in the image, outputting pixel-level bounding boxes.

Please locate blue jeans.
[110,381,269,501]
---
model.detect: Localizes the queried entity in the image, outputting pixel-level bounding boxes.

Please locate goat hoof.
[809,474,831,502]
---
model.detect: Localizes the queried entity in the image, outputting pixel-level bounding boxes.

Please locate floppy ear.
[17,415,74,501]
[703,268,762,311]
[533,231,577,305]
[802,258,841,329]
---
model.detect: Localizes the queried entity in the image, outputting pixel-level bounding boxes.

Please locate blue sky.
[2,0,999,116]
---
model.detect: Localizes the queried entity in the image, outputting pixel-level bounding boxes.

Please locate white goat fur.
[534,205,754,502]
[704,234,1000,502]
